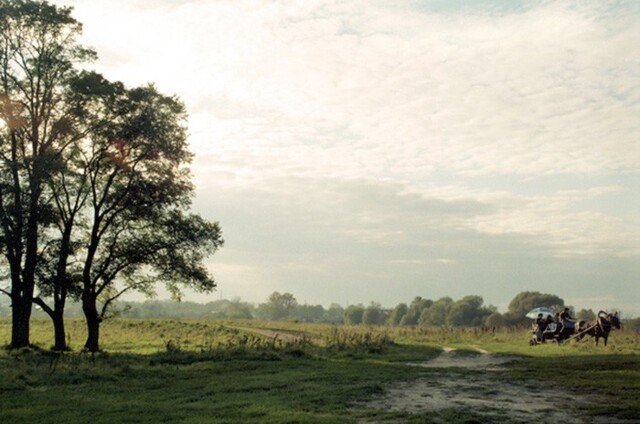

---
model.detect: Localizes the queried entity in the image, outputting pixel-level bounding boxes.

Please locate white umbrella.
[526,307,556,319]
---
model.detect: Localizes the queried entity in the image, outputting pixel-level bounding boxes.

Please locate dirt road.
[359,347,630,424]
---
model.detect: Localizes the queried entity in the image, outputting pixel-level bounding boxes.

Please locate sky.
[51,0,640,315]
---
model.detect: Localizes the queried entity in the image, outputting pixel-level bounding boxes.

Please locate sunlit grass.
[1,317,637,357]
[1,318,638,423]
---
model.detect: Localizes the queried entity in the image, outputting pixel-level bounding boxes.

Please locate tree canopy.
[505,291,564,325]
[258,292,298,321]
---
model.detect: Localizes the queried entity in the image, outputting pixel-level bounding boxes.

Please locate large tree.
[0,0,94,348]
[53,76,223,353]
[1,1,223,351]
[362,302,387,326]
[387,302,408,326]
[258,291,298,321]
[418,296,453,327]
[505,291,564,325]
[400,296,432,326]
[445,295,494,327]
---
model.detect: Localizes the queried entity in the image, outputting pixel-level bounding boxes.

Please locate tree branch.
[32,296,54,318]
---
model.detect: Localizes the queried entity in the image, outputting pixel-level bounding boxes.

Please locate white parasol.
[525,307,556,319]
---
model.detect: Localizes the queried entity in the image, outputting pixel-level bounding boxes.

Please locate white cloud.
[61,0,640,180]
[50,0,640,313]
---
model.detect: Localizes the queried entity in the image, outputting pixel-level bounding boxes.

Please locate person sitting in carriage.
[540,314,558,340]
[559,307,575,332]
[554,312,561,330]
[534,313,548,342]
[545,314,555,327]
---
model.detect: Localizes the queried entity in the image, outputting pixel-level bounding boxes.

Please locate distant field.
[0,318,638,423]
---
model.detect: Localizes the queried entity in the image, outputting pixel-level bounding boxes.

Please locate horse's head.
[609,312,621,330]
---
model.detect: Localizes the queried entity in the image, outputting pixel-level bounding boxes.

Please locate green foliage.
[418,296,453,327]
[137,299,254,320]
[387,302,408,326]
[343,304,364,325]
[322,303,345,324]
[362,302,387,326]
[290,303,324,322]
[505,291,564,325]
[400,297,432,326]
[483,311,506,327]
[257,292,298,321]
[576,308,597,320]
[445,295,493,327]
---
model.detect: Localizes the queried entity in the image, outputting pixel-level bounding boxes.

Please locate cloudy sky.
[52,0,639,315]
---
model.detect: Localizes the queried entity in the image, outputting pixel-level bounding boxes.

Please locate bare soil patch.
[359,347,631,424]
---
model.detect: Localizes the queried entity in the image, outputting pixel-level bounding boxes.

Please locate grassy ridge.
[0,318,638,423]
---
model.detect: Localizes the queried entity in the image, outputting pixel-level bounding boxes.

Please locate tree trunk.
[10,298,31,348]
[83,296,101,352]
[52,310,68,351]
[9,173,42,348]
[33,297,69,351]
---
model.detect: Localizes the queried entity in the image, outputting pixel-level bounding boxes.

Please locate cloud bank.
[55,0,640,314]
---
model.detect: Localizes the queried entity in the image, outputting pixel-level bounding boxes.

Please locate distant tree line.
[5,290,631,330]
[248,290,628,328]
[256,290,578,328]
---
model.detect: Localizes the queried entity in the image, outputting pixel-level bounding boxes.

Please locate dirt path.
[359,347,628,424]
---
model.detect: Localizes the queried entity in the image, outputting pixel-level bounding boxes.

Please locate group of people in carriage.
[530,308,621,346]
[530,308,575,345]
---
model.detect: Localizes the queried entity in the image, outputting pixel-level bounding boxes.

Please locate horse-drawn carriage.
[528,309,620,346]
[529,319,575,345]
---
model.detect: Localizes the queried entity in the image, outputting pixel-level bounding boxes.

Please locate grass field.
[0,318,638,423]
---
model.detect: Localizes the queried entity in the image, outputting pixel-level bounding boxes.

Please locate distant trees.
[119,299,254,319]
[343,304,365,325]
[323,303,345,324]
[418,297,453,326]
[258,292,298,321]
[362,302,387,325]
[484,312,507,327]
[291,303,325,323]
[576,308,596,321]
[387,303,408,326]
[218,291,572,328]
[256,292,346,323]
[400,297,432,326]
[2,289,613,330]
[445,296,495,327]
[504,291,564,326]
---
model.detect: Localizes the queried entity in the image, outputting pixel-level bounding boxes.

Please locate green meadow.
[1,318,639,423]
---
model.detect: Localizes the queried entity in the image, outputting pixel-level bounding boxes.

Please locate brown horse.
[575,311,621,346]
